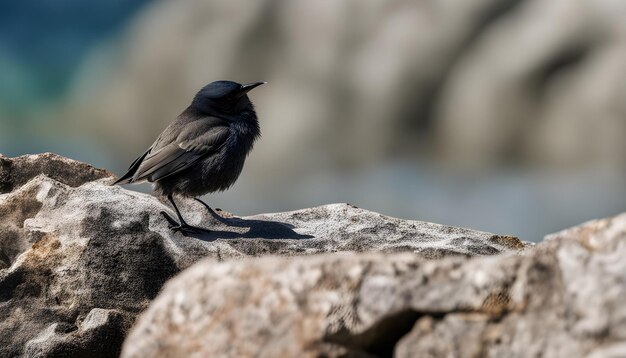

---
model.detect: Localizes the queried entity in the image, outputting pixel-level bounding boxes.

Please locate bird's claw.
[171,225,205,235]
[160,211,179,227]
[160,211,210,236]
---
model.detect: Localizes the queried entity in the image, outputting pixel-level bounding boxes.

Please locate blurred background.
[1,0,625,242]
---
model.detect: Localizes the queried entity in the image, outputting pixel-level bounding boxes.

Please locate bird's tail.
[112,148,152,186]
[112,175,133,186]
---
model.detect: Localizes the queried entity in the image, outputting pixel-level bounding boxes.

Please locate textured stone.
[0,152,112,194]
[0,153,522,357]
[122,214,626,358]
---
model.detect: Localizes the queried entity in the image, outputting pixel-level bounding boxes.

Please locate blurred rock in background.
[1,0,625,240]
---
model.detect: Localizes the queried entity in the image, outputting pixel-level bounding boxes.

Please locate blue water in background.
[0,0,150,115]
[0,0,151,169]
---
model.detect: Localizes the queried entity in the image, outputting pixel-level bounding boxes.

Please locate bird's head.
[191,80,265,117]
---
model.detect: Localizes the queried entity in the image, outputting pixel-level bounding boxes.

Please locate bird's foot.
[160,211,211,236]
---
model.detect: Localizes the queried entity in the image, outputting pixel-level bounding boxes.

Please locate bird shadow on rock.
[175,199,314,242]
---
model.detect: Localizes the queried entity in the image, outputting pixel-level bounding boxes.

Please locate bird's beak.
[239,81,266,95]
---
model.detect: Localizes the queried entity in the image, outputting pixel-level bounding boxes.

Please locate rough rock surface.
[122,214,626,358]
[0,153,112,194]
[0,153,524,357]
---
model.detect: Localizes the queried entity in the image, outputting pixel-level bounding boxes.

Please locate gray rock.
[0,152,112,194]
[64,0,626,174]
[122,213,626,358]
[0,153,522,357]
[435,0,626,168]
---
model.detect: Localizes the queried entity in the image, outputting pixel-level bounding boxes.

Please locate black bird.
[113,80,264,235]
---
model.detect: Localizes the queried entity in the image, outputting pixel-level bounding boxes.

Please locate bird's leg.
[193,198,219,216]
[193,198,234,226]
[160,194,211,235]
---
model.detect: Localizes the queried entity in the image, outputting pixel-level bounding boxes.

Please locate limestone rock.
[0,153,522,357]
[122,213,626,358]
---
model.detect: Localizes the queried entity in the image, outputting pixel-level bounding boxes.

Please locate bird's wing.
[131,120,230,183]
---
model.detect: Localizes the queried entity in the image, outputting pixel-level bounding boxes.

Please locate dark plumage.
[114,80,264,234]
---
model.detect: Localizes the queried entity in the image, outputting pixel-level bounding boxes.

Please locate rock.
[63,0,626,174]
[122,213,626,358]
[0,153,112,194]
[0,153,523,357]
[435,0,626,168]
